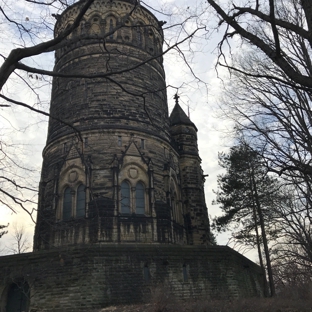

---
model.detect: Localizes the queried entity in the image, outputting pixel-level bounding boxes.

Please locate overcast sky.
[0,0,245,257]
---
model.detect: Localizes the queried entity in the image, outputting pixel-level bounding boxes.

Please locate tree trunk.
[251,195,268,296]
[251,168,276,296]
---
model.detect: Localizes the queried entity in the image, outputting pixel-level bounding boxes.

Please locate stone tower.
[1,3,264,308]
[34,0,210,250]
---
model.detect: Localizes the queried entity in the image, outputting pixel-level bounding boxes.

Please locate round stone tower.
[34,0,209,250]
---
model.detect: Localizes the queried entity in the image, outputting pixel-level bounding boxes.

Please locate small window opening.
[183,264,189,282]
[137,26,142,45]
[144,265,150,282]
[84,137,88,148]
[118,136,122,147]
[141,139,145,149]
[63,142,67,153]
[109,19,114,39]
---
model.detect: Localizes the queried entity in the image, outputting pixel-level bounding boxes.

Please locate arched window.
[136,25,142,46]
[76,184,86,218]
[109,19,114,39]
[6,282,30,312]
[121,181,131,214]
[63,187,72,220]
[135,182,145,214]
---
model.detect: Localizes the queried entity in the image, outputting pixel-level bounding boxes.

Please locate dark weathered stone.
[0,1,265,310]
[34,0,210,250]
[0,245,264,311]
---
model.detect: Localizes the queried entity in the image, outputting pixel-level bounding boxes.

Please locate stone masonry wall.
[0,245,264,311]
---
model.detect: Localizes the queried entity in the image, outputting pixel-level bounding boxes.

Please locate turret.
[169,96,210,245]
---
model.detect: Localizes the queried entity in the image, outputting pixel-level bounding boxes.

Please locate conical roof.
[169,103,197,129]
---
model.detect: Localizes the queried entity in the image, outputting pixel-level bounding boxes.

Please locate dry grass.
[98,297,312,312]
[98,284,312,312]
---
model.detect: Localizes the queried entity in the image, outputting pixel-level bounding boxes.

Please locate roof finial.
[174,93,179,105]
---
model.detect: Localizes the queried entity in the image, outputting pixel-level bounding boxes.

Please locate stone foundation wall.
[0,245,264,311]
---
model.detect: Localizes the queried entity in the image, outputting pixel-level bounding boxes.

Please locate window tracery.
[120,180,146,214]
[61,184,86,220]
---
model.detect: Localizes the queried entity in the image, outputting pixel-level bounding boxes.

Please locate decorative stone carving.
[128,168,138,179]
[68,170,78,183]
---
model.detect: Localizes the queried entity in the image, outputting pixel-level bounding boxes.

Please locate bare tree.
[207,0,312,178]
[272,186,312,264]
[7,223,30,254]
[207,2,312,273]
[0,224,8,238]
[207,0,312,90]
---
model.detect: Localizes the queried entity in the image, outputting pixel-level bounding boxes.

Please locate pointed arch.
[6,282,30,312]
[90,15,101,35]
[107,15,117,40]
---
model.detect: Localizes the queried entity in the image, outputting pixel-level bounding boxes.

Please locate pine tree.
[213,142,278,296]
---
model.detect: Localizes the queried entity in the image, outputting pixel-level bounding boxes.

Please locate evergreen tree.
[213,142,279,296]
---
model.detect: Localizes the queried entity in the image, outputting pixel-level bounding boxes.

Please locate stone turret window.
[76,184,86,218]
[120,180,146,214]
[63,142,68,153]
[63,187,72,220]
[121,181,131,214]
[135,182,145,214]
[62,184,86,220]
[109,19,114,39]
[118,136,122,146]
[183,264,189,282]
[136,24,142,46]
[137,28,142,45]
[143,265,150,282]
